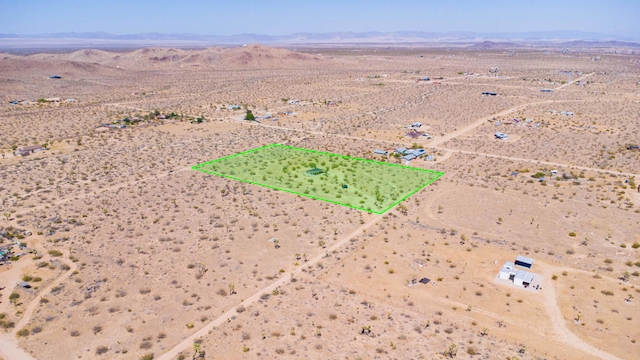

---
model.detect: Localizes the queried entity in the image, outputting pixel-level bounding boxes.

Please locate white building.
[499,261,515,280]
[498,255,535,288]
[514,270,534,287]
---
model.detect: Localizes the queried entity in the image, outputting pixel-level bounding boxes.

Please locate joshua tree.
[443,344,457,358]
[360,325,371,335]
[228,284,236,295]
[620,271,630,282]
[480,327,488,336]
[3,212,10,221]
[193,342,204,359]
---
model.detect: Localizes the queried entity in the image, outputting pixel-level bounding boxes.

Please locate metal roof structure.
[515,255,534,268]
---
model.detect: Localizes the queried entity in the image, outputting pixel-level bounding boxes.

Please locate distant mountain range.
[1,30,638,48]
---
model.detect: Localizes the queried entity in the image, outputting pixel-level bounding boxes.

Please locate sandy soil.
[0,45,638,360]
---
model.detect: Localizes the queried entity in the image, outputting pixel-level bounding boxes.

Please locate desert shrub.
[70,330,80,337]
[601,290,614,296]
[9,293,19,300]
[139,288,151,295]
[467,347,478,355]
[140,341,152,350]
[96,346,109,355]
[475,291,482,296]
[140,354,154,360]
[0,320,15,329]
[236,305,245,313]
[31,326,42,334]
[93,325,102,334]
[48,250,63,257]
[16,328,29,337]
[21,274,33,282]
[632,242,640,249]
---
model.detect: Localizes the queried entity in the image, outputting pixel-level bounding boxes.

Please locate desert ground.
[0,44,638,360]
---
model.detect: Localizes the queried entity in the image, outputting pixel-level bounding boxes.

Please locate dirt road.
[540,267,622,360]
[156,213,383,360]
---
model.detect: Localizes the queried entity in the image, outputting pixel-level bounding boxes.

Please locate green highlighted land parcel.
[192,144,443,214]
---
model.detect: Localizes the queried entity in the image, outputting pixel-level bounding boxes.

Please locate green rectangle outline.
[192,143,444,214]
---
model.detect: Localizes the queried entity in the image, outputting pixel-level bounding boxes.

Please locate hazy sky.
[1,0,638,37]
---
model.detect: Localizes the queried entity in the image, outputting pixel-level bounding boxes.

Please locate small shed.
[540,88,554,93]
[395,147,408,155]
[419,278,431,284]
[374,149,388,155]
[19,281,31,289]
[482,92,497,96]
[494,132,508,140]
[515,255,534,269]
